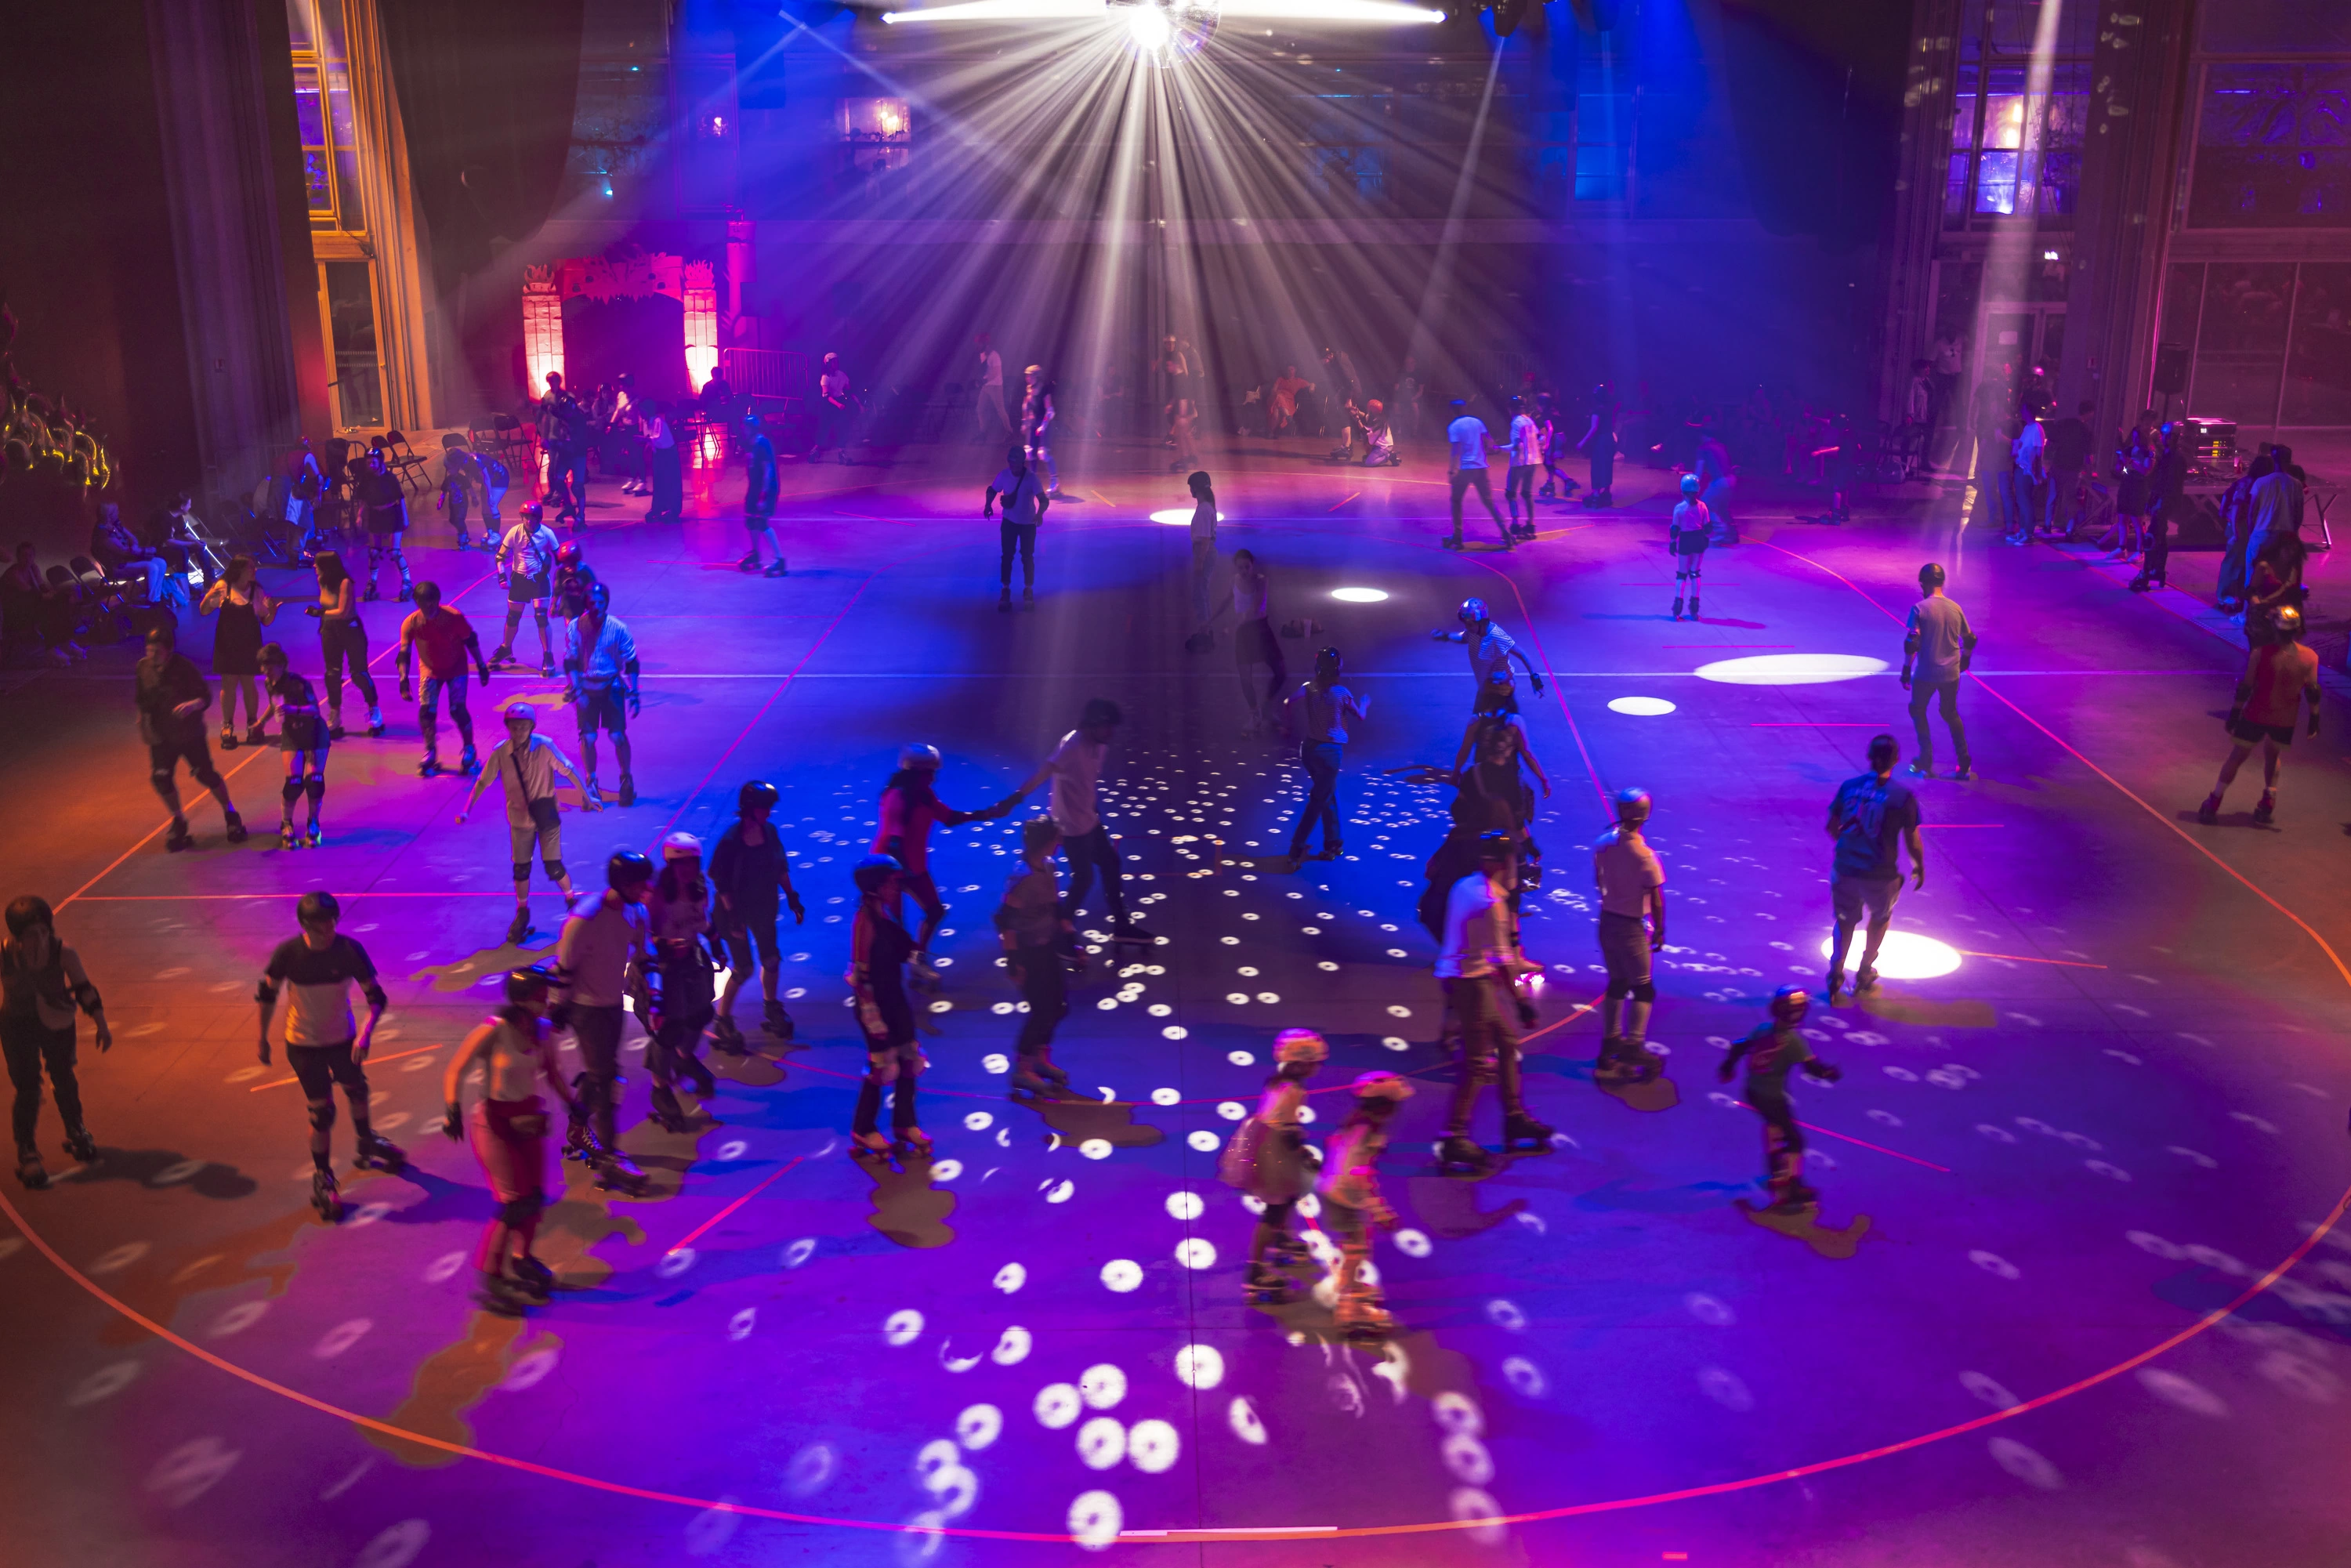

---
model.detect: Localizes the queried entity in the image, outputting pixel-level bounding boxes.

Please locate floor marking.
[1950,950,2106,969]
[1327,492,1359,512]
[666,1155,807,1253]
[250,1042,443,1091]
[1791,1121,1951,1172]
[55,565,503,913]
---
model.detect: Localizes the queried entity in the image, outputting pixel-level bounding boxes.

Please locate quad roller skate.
[505,907,534,947]
[909,952,944,995]
[365,707,386,738]
[592,1151,650,1195]
[681,1052,719,1102]
[616,773,637,808]
[1244,1263,1298,1307]
[458,744,480,776]
[1010,1053,1077,1099]
[648,1083,690,1134]
[1595,1037,1662,1085]
[1671,596,1684,621]
[61,1125,99,1166]
[353,1133,406,1172]
[16,1146,48,1190]
[490,643,514,668]
[762,998,795,1040]
[311,1168,344,1222]
[509,1255,558,1298]
[710,1015,748,1055]
[1500,1112,1557,1153]
[473,1272,538,1317]
[418,755,440,778]
[1335,1296,1399,1342]
[895,1126,934,1161]
[224,813,248,845]
[849,1131,896,1162]
[1766,1179,1822,1215]
[1108,918,1158,958]
[1688,592,1701,619]
[1436,1135,1492,1175]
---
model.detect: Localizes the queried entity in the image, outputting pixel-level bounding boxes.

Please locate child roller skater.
[848,855,929,1160]
[1717,985,1842,1213]
[1434,831,1550,1172]
[440,965,578,1315]
[458,702,600,945]
[255,892,398,1222]
[397,581,491,777]
[873,744,1013,992]
[994,816,1078,1097]
[642,832,720,1132]
[1217,1028,1328,1305]
[1592,787,1668,1083]
[1669,475,1711,621]
[4,896,112,1190]
[552,849,655,1193]
[1320,1071,1413,1339]
[257,644,331,848]
[710,780,806,1049]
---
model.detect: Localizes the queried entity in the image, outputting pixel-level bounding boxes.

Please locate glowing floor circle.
[1815,930,1962,980]
[1607,696,1675,716]
[1695,654,1889,686]
[1331,587,1389,603]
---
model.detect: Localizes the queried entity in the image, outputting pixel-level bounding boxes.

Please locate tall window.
[288,0,364,234]
[1942,0,2095,229]
[2189,65,2351,227]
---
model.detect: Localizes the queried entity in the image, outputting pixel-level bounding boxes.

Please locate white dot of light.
[1695,653,1890,686]
[1128,1419,1182,1473]
[957,1404,1003,1450]
[1175,1343,1226,1389]
[1150,508,1212,526]
[1187,1129,1221,1152]
[1815,930,1962,979]
[1101,1258,1144,1292]
[1607,696,1676,716]
[1331,587,1389,603]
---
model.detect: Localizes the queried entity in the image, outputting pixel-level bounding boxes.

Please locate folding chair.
[382,429,433,497]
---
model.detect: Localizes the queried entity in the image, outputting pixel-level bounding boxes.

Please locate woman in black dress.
[198,555,279,749]
[257,643,331,849]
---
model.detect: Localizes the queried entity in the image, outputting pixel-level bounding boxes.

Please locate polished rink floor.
[2,436,2348,1568]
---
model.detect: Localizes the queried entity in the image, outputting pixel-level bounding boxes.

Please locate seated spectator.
[2,541,89,666]
[93,502,186,611]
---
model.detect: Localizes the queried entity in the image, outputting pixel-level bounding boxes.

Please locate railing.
[720,348,810,400]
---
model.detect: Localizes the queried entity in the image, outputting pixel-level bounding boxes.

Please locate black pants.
[647,445,683,520]
[1288,740,1343,856]
[571,1003,625,1150]
[1012,944,1067,1052]
[549,449,589,519]
[1443,973,1525,1136]
[999,521,1038,589]
[321,619,378,708]
[1062,824,1127,924]
[2,1016,82,1151]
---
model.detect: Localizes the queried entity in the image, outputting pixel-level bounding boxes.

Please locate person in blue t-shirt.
[1824,733,1924,998]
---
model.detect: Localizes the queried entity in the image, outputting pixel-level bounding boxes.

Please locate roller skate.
[303,824,324,849]
[617,773,636,808]
[1766,1179,1822,1215]
[1436,1135,1492,1175]
[1500,1112,1557,1153]
[1335,1295,1398,1341]
[224,813,248,845]
[364,582,382,602]
[648,1083,690,1134]
[473,1272,538,1317]
[849,1130,895,1161]
[737,552,761,573]
[1688,592,1701,619]
[762,999,795,1040]
[277,817,300,850]
[764,559,789,578]
[1853,966,1880,994]
[165,822,194,853]
[1596,1037,1661,1085]
[681,1052,719,1102]
[328,707,346,741]
[365,707,386,738]
[459,744,480,775]
[1441,535,1462,551]
[1265,1233,1313,1272]
[1109,917,1158,958]
[540,657,556,678]
[2254,791,2277,826]
[491,643,514,668]
[1244,1262,1298,1306]
[909,951,944,994]
[592,1152,650,1195]
[1671,595,1683,621]
[61,1125,98,1166]
[396,584,413,603]
[16,1146,48,1190]
[509,1254,558,1299]
[354,1133,406,1172]
[311,1167,344,1222]
[505,907,534,946]
[894,1125,933,1160]
[418,753,440,778]
[710,1014,747,1055]
[1824,967,1846,1001]
[1011,1054,1076,1099]
[563,1095,599,1163]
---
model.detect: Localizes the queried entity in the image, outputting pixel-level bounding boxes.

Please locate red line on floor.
[1952,950,2106,969]
[1755,540,2351,992]
[1749,722,1880,727]
[1486,565,1614,815]
[1791,1119,1951,1172]
[57,565,504,913]
[667,1154,806,1252]
[249,1041,443,1090]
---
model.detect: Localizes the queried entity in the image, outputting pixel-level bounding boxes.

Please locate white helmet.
[660,831,703,862]
[899,744,943,771]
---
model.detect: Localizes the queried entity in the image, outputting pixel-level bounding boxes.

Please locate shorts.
[418,674,470,713]
[510,802,563,873]
[576,686,627,737]
[148,735,216,779]
[1598,910,1652,988]
[286,1039,369,1100]
[1831,875,1900,928]
[2228,717,2295,747]
[509,574,549,604]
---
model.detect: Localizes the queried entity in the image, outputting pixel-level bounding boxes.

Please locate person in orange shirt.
[2199,604,2320,827]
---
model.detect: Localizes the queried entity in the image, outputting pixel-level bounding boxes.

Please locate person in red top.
[2198,604,2321,827]
[397,581,492,777]
[871,744,1014,990]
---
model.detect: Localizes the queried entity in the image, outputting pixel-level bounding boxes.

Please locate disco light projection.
[1607,696,1675,715]
[1330,587,1389,603]
[1113,0,1218,67]
[882,0,1440,35]
[1694,654,1889,686]
[1815,932,1963,980]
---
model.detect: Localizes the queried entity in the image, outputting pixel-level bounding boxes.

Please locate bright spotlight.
[1150,508,1214,525]
[1694,654,1889,686]
[1815,931,1962,980]
[1331,587,1388,603]
[1607,696,1675,715]
[1113,0,1218,64]
[1129,4,1172,46]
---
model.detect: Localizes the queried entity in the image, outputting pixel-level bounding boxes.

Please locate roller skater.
[256,892,395,1223]
[643,832,721,1131]
[493,502,561,675]
[1442,399,1511,551]
[1320,1072,1413,1339]
[1824,734,1923,998]
[872,745,1014,994]
[737,413,788,576]
[1431,598,1545,706]
[563,579,639,806]
[1901,563,1976,780]
[441,965,578,1315]
[1216,1028,1328,1304]
[1434,831,1547,1172]
[1668,475,1710,621]
[551,541,592,621]
[552,849,656,1193]
[1718,985,1842,1211]
[1008,697,1154,950]
[2198,603,2321,827]
[458,703,599,945]
[134,620,248,851]
[307,551,384,740]
[1592,788,1668,1083]
[1503,394,1541,541]
[257,644,331,848]
[4,897,112,1190]
[847,855,929,1160]
[994,816,1079,1097]
[397,581,491,777]
[711,780,806,1050]
[353,446,413,601]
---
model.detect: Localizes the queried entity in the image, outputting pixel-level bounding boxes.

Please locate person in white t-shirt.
[813,353,854,462]
[984,444,1052,611]
[1503,395,1541,542]
[1006,698,1147,941]
[1592,787,1667,1082]
[1444,399,1511,552]
[974,333,1009,442]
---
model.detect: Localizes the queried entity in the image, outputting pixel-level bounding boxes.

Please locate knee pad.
[307,1097,337,1132]
[305,779,324,805]
[513,862,532,882]
[1603,979,1631,1001]
[283,780,306,805]
[533,605,550,628]
[496,1192,547,1228]
[542,860,566,882]
[1630,983,1657,1004]
[151,766,177,794]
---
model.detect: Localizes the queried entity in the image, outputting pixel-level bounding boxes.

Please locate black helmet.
[297,890,341,931]
[606,849,654,890]
[4,895,54,939]
[504,965,555,1005]
[738,779,780,815]
[853,853,903,893]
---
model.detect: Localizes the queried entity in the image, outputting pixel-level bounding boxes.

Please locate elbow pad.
[255,978,281,1004]
[362,981,389,1012]
[71,982,103,1015]
[624,659,642,679]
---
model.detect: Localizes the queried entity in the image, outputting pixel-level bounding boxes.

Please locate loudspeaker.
[2153,342,2190,396]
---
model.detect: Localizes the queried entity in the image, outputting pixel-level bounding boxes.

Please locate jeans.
[1442,973,1525,1135]
[548,449,589,519]
[1061,824,1127,925]
[1908,678,1969,770]
[1288,741,1343,856]
[1012,943,1067,1052]
[998,521,1038,589]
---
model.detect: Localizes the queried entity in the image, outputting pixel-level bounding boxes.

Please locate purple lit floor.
[4,436,2350,1568]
